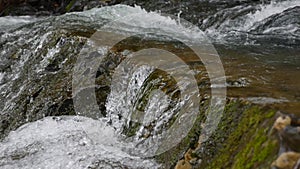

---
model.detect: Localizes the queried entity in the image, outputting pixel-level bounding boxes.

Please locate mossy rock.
[156,99,278,169]
[205,100,278,169]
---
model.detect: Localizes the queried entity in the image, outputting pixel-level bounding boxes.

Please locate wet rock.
[0,13,100,139]
[158,100,278,169]
[0,0,60,16]
[271,152,300,169]
[0,0,119,16]
[174,159,192,169]
[65,0,118,12]
[273,114,300,153]
[226,77,250,88]
[271,113,300,169]
[273,115,292,131]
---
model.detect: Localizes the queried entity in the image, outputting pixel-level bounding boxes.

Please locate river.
[0,0,299,168]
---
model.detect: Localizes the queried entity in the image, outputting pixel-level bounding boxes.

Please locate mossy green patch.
[155,99,278,169]
[206,103,278,169]
[66,0,77,12]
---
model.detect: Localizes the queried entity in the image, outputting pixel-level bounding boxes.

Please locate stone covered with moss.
[156,99,278,169]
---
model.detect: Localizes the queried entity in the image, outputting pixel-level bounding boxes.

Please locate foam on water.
[66,5,209,45]
[243,0,300,31]
[0,116,160,169]
[204,0,300,43]
[0,16,42,32]
[0,72,4,83]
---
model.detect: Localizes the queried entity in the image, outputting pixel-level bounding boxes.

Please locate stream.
[0,0,299,168]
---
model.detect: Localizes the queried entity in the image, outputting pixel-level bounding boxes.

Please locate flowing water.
[203,0,300,115]
[0,0,299,168]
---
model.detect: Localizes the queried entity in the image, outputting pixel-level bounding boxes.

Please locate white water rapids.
[0,1,299,168]
[0,116,160,169]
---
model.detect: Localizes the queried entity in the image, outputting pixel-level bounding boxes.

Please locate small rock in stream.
[272,113,300,169]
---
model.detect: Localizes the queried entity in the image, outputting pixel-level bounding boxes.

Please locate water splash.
[0,16,42,32]
[0,116,160,169]
[204,0,300,45]
[242,0,300,31]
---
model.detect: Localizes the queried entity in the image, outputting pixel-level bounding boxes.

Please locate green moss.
[154,99,278,169]
[66,0,77,12]
[233,130,277,169]
[206,104,278,169]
